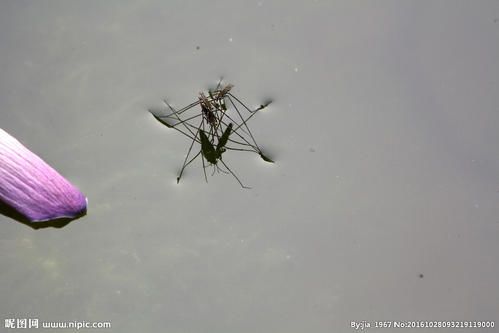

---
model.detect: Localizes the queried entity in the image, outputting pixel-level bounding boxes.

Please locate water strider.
[150,80,273,188]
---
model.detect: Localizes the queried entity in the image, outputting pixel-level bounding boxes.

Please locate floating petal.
[0,128,87,222]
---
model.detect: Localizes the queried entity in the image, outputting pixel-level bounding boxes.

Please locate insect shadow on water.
[150,80,274,188]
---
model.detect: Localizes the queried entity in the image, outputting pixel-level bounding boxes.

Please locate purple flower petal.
[0,128,87,222]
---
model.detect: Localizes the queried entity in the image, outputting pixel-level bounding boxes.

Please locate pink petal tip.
[0,128,87,222]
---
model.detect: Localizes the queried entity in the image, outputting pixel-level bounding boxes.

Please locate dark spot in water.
[494,18,498,23]
[309,147,316,153]
[419,273,424,278]
[196,46,200,50]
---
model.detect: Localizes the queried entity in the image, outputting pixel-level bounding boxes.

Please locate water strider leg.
[225,94,274,162]
[176,118,204,183]
[219,159,250,189]
[163,100,203,139]
[226,95,261,151]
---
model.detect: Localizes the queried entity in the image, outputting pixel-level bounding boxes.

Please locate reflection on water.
[0,200,84,229]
